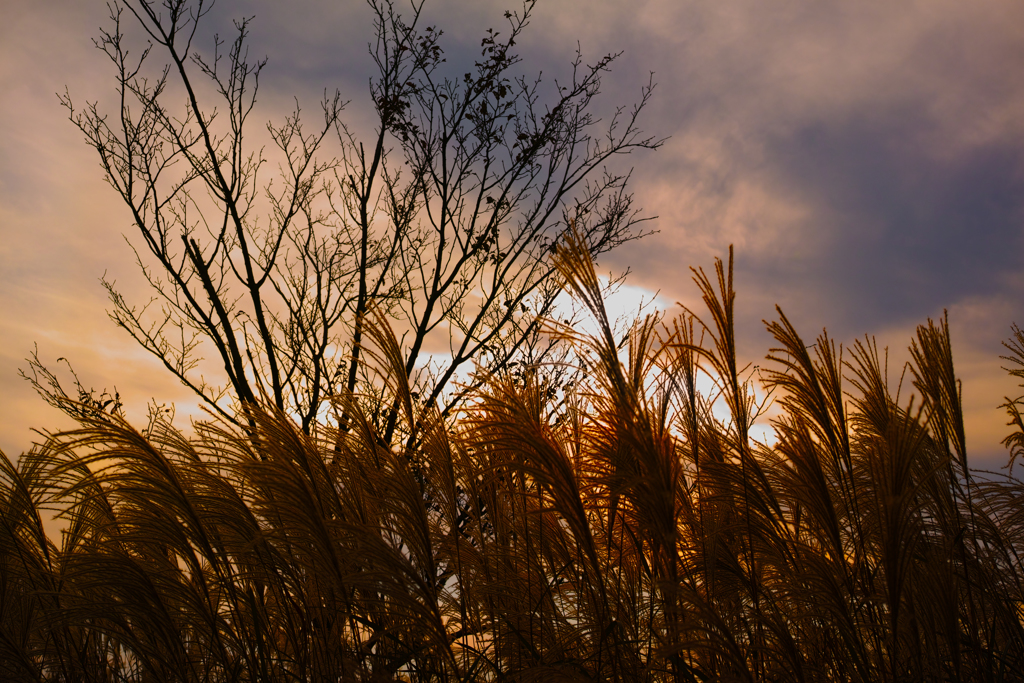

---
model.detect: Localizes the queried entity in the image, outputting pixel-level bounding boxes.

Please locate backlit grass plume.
[4,238,1024,681]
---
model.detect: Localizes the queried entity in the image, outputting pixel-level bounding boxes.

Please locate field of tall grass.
[4,239,1024,681]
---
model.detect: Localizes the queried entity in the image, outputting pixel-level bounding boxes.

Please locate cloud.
[565,0,1024,343]
[2,0,1022,468]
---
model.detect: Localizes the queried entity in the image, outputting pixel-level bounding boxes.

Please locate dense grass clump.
[4,243,1024,681]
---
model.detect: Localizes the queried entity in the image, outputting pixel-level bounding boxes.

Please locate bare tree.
[61,0,661,438]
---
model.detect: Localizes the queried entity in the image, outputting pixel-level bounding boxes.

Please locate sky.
[2,0,1024,470]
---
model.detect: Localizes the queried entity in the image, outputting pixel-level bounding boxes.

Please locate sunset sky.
[2,0,1023,469]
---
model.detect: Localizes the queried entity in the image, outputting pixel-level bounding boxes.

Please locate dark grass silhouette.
[4,240,1024,681]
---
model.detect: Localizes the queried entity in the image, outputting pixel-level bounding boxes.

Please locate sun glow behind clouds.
[553,275,781,448]
[554,276,672,340]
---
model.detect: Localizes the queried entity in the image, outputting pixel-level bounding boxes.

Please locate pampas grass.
[4,241,1024,681]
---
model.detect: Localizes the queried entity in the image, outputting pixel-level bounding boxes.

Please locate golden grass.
[4,243,1024,681]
